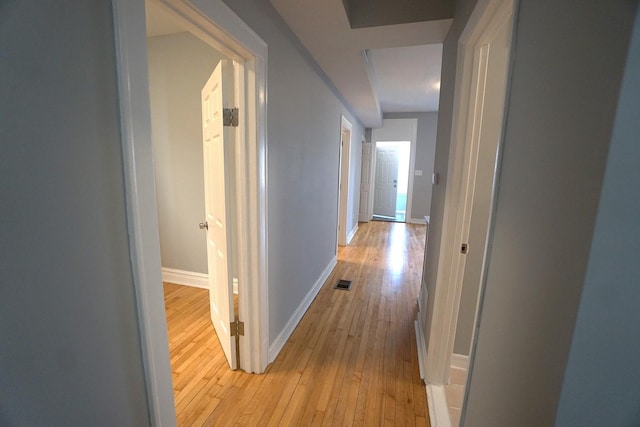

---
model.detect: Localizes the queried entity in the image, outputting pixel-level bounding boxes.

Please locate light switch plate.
[415,170,423,176]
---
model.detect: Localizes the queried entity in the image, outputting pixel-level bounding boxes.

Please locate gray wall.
[463,1,638,426]
[0,1,149,425]
[147,32,225,274]
[223,0,365,343]
[384,112,438,220]
[555,5,640,425]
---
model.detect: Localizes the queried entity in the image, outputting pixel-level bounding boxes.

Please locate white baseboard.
[415,318,427,380]
[418,286,428,314]
[162,268,208,289]
[268,256,337,362]
[347,223,358,244]
[451,353,470,371]
[427,384,452,427]
[409,216,429,225]
[162,268,238,294]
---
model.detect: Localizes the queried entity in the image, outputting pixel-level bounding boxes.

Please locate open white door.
[359,143,372,222]
[373,145,399,218]
[201,60,237,370]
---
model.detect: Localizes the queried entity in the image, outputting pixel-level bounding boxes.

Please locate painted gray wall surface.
[223,0,365,343]
[463,1,637,426]
[422,0,478,353]
[555,6,640,426]
[384,112,438,220]
[147,32,225,274]
[0,2,149,425]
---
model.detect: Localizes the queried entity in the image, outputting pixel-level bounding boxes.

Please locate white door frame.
[337,115,352,247]
[112,0,268,424]
[369,118,418,222]
[425,0,514,387]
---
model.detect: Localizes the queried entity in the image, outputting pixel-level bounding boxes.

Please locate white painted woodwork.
[202,61,237,370]
[337,115,352,247]
[373,145,400,218]
[359,143,372,222]
[424,0,514,404]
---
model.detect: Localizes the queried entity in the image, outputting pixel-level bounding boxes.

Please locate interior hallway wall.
[0,1,149,425]
[555,5,640,425]
[147,32,225,274]
[223,0,365,347]
[464,1,638,425]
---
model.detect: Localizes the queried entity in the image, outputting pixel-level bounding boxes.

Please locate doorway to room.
[113,0,270,419]
[372,140,411,222]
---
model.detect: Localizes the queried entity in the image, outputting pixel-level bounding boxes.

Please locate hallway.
[164,221,429,425]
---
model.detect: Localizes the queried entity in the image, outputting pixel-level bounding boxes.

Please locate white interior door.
[359,143,372,222]
[373,145,399,218]
[201,60,237,370]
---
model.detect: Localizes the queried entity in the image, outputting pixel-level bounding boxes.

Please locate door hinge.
[223,108,239,127]
[230,319,244,336]
[461,243,469,254]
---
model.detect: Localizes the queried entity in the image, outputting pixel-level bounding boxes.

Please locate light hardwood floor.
[163,221,430,426]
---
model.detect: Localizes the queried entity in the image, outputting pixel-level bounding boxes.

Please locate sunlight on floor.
[387,223,408,276]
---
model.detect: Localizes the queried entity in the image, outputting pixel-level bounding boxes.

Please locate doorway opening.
[113,0,269,421]
[145,3,241,373]
[372,140,411,222]
[337,115,352,247]
[415,0,515,425]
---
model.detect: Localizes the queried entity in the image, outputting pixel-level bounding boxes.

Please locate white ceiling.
[368,44,443,113]
[270,0,450,127]
[146,0,450,128]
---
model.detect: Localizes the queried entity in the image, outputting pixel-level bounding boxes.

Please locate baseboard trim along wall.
[415,317,428,380]
[427,384,453,427]
[162,268,239,294]
[347,224,358,244]
[451,353,470,371]
[417,301,452,427]
[162,267,208,289]
[409,216,430,225]
[269,256,338,362]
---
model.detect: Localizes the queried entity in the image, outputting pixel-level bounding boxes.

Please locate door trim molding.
[337,115,352,247]
[425,0,514,388]
[426,384,452,427]
[112,0,268,423]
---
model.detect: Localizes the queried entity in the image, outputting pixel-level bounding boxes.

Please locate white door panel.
[359,143,372,221]
[373,146,399,218]
[202,60,236,369]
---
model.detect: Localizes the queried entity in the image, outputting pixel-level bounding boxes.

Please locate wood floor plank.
[163,221,429,426]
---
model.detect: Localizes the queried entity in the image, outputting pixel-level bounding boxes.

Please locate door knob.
[199,221,208,230]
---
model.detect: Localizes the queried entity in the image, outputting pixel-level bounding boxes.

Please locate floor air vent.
[335,279,353,291]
